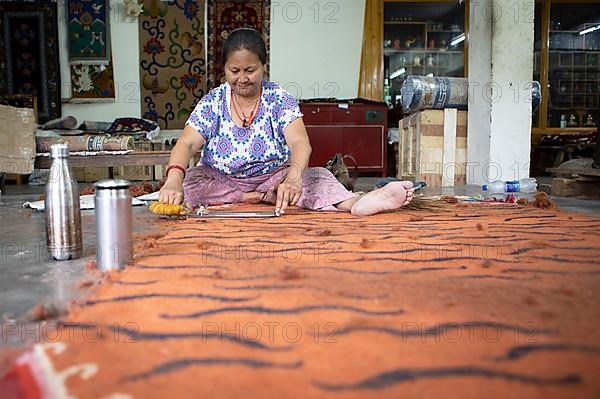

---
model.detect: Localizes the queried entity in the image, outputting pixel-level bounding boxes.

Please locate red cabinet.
[299,102,387,176]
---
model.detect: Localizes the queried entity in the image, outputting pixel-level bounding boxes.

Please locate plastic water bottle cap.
[482,185,488,191]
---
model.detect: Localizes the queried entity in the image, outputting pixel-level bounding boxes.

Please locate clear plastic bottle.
[482,178,537,195]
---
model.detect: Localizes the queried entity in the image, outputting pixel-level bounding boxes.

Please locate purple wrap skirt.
[183,165,356,211]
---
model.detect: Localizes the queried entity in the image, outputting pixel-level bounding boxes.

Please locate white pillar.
[467,0,535,185]
[467,0,493,185]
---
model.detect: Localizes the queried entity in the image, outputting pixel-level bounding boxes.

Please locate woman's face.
[224,49,265,99]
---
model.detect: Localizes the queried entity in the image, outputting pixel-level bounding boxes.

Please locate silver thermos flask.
[94,179,133,271]
[45,143,82,260]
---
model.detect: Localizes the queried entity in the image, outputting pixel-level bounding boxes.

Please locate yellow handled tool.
[148,201,189,216]
[148,202,281,218]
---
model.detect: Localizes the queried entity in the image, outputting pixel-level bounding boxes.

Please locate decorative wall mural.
[0,1,61,123]
[207,0,271,89]
[139,0,206,129]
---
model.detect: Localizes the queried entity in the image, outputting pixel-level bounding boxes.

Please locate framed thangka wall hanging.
[0,1,61,122]
[207,0,271,89]
[68,0,111,64]
[68,0,115,101]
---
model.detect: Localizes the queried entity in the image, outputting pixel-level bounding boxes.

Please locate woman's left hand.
[275,177,302,214]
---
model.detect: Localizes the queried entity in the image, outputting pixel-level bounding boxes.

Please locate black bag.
[324,153,358,191]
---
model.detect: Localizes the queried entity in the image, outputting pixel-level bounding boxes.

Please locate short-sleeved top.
[185,80,303,177]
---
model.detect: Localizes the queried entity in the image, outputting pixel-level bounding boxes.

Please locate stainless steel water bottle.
[94,179,133,271]
[45,143,82,260]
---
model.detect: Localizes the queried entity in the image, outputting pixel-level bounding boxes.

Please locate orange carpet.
[3,203,600,398]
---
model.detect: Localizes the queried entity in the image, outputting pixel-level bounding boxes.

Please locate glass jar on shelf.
[584,114,596,127]
[426,54,435,66]
[560,114,567,128]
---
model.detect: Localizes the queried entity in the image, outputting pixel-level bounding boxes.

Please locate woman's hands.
[158,125,205,205]
[159,173,185,205]
[278,119,312,215]
[275,176,302,214]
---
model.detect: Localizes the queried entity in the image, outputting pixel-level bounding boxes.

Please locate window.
[383,2,467,108]
[546,2,600,128]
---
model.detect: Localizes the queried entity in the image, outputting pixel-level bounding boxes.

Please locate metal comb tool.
[187,206,281,218]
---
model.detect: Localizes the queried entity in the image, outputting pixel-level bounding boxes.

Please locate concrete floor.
[1,179,599,326]
[0,183,158,327]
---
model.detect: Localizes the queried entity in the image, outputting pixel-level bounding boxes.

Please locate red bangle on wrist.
[166,164,187,179]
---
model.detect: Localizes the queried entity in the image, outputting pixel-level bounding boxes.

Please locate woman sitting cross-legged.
[158,28,414,216]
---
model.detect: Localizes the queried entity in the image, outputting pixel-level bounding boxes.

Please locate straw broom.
[404,192,559,211]
[402,195,457,211]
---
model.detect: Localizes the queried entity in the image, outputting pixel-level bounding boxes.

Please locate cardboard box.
[113,139,154,181]
[113,164,154,181]
[72,166,110,182]
[150,129,183,180]
[151,141,166,181]
[0,94,37,121]
[398,109,467,187]
[0,104,36,174]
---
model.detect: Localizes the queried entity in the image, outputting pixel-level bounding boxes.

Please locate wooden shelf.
[546,167,600,177]
[532,127,597,135]
[384,48,462,53]
[34,151,171,169]
[551,66,600,69]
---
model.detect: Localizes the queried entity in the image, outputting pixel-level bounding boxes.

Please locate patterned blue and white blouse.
[185,80,303,177]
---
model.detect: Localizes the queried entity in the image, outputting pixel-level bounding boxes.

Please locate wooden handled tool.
[148,202,280,218]
[148,202,189,216]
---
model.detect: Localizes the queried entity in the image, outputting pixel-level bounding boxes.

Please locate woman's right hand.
[158,125,205,205]
[159,176,185,205]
